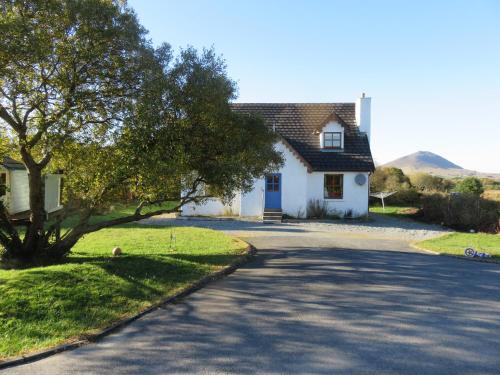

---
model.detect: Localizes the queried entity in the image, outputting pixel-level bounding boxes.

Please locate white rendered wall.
[307,172,369,217]
[240,141,308,218]
[276,142,308,217]
[356,95,371,142]
[181,192,241,217]
[183,141,310,218]
[239,178,264,217]
[44,174,62,213]
[9,170,29,214]
[5,170,63,215]
[181,142,369,219]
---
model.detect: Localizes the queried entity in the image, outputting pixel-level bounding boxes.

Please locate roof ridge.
[231,102,354,105]
[1,156,26,170]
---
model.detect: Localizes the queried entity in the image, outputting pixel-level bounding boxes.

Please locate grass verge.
[369,205,418,216]
[416,232,500,259]
[0,206,248,359]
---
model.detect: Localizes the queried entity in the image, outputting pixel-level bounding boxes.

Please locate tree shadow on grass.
[154,253,242,267]
[0,251,244,358]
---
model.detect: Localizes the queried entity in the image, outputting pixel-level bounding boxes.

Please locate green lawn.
[416,232,500,258]
[0,206,248,359]
[369,205,418,216]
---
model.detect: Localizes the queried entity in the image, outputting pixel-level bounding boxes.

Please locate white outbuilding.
[0,157,63,218]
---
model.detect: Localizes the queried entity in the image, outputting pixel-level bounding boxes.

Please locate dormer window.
[319,120,344,150]
[323,132,342,149]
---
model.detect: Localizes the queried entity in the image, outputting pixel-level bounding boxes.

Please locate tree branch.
[0,104,22,133]
[52,178,209,254]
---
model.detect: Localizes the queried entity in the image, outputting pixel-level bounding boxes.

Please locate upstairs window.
[324,174,343,199]
[0,172,6,197]
[323,132,342,149]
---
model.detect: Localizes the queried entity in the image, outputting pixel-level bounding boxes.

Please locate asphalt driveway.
[4,216,500,374]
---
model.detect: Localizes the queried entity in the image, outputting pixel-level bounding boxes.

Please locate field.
[483,190,500,202]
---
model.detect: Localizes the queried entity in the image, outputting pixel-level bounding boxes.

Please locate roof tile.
[231,103,375,172]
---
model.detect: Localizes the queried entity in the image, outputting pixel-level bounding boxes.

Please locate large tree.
[0,0,283,263]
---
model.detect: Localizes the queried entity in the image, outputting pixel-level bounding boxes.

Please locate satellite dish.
[355,174,367,186]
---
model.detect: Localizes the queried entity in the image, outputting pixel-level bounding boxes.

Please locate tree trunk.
[0,163,48,262]
[17,149,48,259]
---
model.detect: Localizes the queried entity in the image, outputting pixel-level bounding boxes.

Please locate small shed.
[0,157,63,217]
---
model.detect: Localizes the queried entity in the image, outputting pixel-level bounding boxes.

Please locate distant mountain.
[384,151,462,170]
[382,151,500,179]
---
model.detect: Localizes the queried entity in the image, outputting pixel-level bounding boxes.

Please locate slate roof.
[231,103,375,172]
[1,156,25,170]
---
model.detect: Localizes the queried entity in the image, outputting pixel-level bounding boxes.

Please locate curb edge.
[0,244,257,370]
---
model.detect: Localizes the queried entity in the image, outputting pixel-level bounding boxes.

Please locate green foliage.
[0,0,149,153]
[114,46,283,205]
[0,221,248,358]
[419,193,499,233]
[0,130,16,160]
[417,232,500,258]
[370,167,419,204]
[0,0,283,261]
[410,173,454,192]
[371,167,411,192]
[454,177,484,195]
[386,188,420,205]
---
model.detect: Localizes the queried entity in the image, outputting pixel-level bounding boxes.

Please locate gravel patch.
[140,213,450,241]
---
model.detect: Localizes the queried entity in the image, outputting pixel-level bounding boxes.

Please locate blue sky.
[128,0,500,173]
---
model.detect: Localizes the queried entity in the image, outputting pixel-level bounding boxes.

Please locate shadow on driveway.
[10,246,500,374]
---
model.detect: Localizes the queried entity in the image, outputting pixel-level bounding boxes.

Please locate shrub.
[420,193,499,233]
[454,177,484,195]
[370,167,411,192]
[307,199,344,220]
[410,173,454,192]
[306,199,344,219]
[385,188,421,206]
[307,199,329,219]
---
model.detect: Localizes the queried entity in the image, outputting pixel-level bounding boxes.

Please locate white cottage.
[0,157,63,218]
[182,94,375,221]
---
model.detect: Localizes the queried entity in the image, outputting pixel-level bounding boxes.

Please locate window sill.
[320,149,343,152]
[324,198,344,201]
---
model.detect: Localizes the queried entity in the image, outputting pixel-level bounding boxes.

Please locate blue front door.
[265,173,281,209]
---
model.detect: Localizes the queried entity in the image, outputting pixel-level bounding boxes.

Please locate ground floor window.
[324,174,343,199]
